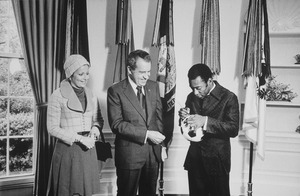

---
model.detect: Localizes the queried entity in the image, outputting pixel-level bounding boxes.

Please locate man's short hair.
[188,63,213,83]
[127,50,151,70]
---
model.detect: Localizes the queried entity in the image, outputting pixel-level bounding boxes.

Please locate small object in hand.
[180,116,203,142]
[188,126,196,137]
[188,130,196,137]
[185,107,190,114]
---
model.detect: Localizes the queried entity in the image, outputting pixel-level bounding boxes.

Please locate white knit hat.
[63,54,90,78]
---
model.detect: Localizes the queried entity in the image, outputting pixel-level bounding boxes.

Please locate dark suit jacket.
[184,81,239,175]
[107,78,164,170]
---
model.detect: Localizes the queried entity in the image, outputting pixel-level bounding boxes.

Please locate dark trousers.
[188,170,230,196]
[187,150,230,196]
[116,147,159,196]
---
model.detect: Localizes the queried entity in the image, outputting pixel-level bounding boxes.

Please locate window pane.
[9,59,32,96]
[9,98,33,114]
[0,97,8,117]
[0,0,22,54]
[0,98,8,136]
[9,138,33,175]
[0,118,7,137]
[0,58,9,96]
[0,101,7,136]
[0,139,7,176]
[9,98,33,136]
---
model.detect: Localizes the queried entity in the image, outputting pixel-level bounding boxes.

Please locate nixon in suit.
[179,63,239,196]
[107,50,165,196]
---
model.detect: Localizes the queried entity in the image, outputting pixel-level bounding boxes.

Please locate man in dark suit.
[107,50,165,196]
[179,63,239,196]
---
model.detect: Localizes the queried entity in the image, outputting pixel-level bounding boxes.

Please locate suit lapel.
[144,84,152,125]
[123,79,147,122]
[60,79,83,112]
[202,82,222,115]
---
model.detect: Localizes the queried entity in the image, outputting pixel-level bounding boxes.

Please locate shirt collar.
[207,81,216,95]
[128,76,144,95]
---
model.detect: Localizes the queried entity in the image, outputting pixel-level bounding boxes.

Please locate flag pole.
[248,142,254,196]
[158,162,164,196]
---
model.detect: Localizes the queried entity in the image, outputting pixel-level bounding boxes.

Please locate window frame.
[0,175,34,191]
[0,32,35,188]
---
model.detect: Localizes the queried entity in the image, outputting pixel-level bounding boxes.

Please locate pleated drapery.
[199,0,221,75]
[12,1,67,195]
[65,0,90,61]
[113,0,135,83]
[12,0,90,195]
[242,0,271,79]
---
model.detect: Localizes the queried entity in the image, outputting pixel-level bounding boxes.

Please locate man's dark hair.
[127,50,151,70]
[188,63,213,83]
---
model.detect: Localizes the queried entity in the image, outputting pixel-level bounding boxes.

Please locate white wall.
[86,0,246,136]
[86,1,300,196]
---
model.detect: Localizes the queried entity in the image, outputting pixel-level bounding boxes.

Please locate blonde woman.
[47,54,103,196]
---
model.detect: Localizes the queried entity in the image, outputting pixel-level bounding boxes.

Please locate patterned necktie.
[136,86,145,110]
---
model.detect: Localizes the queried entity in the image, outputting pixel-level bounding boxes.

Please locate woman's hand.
[89,126,100,140]
[80,136,95,149]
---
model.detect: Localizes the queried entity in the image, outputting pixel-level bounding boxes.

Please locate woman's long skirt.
[47,140,101,196]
